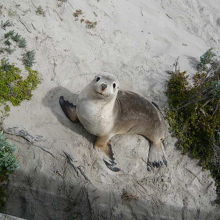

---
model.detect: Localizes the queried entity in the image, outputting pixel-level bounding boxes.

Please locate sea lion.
[59,73,167,172]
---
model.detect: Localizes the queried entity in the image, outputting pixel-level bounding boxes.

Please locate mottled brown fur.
[113,90,165,141]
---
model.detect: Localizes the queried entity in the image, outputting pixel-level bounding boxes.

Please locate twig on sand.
[205,181,213,192]
[63,151,92,183]
[53,9,63,21]
[51,57,57,81]
[173,57,180,72]
[136,180,149,193]
[31,23,36,30]
[166,13,173,19]
[78,166,91,183]
[82,186,93,218]
[4,129,56,158]
[34,145,55,158]
[63,151,79,176]
[121,189,138,201]
[4,127,44,143]
[185,168,203,185]
[18,17,32,33]
[140,8,143,16]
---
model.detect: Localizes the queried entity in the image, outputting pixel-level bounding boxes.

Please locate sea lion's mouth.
[96,91,105,96]
[96,91,111,98]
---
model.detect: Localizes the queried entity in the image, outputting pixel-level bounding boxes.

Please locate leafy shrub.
[36,6,45,17]
[166,49,220,203]
[0,132,18,210]
[0,58,40,128]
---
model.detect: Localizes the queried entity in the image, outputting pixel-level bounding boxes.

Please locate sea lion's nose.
[101,83,107,90]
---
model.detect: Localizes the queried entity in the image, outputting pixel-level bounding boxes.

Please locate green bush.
[166,49,220,203]
[0,132,18,210]
[0,132,18,179]
[0,59,40,106]
[0,59,41,127]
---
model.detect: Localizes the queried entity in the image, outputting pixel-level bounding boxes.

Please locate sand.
[0,0,220,219]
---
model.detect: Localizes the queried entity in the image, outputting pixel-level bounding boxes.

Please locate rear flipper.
[147,141,167,170]
[59,96,79,123]
[104,159,120,172]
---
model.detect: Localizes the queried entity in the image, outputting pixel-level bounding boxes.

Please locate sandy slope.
[1,0,220,219]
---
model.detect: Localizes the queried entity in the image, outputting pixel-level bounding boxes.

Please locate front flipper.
[95,137,121,172]
[59,96,79,123]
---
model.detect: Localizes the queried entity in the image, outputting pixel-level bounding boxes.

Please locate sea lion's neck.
[76,86,117,136]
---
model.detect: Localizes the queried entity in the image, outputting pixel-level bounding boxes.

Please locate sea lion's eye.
[113,83,116,88]
[96,77,100,82]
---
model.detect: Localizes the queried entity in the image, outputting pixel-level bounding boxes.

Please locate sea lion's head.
[91,73,119,100]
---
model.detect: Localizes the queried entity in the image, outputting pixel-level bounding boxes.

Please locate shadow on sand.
[42,86,96,144]
[3,168,220,220]
[187,56,200,70]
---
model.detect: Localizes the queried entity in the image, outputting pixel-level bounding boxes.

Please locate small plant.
[36,6,45,17]
[8,9,17,17]
[22,50,35,67]
[73,9,83,17]
[73,10,97,29]
[85,20,97,29]
[4,39,11,47]
[197,48,216,71]
[11,33,21,42]
[166,49,220,203]
[17,37,26,48]
[3,48,15,54]
[1,20,12,30]
[4,31,27,49]
[57,0,67,7]
[4,30,15,39]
